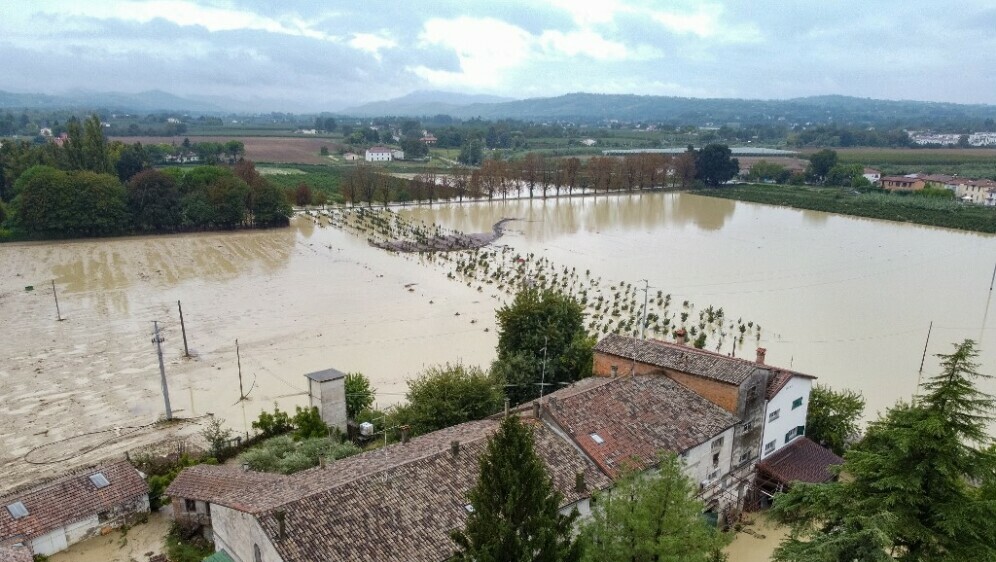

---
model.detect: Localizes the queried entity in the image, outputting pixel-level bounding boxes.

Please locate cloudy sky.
[2,0,995,111]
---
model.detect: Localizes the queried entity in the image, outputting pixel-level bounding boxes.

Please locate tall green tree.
[452,415,581,562]
[579,453,730,562]
[403,363,504,435]
[344,372,375,420]
[127,169,182,231]
[492,288,594,404]
[82,114,112,174]
[806,149,838,183]
[770,340,996,561]
[694,144,739,186]
[64,117,85,171]
[805,385,865,455]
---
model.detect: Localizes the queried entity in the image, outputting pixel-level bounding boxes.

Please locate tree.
[824,163,864,187]
[404,363,504,435]
[344,372,375,420]
[451,415,581,562]
[201,417,234,458]
[127,169,182,231]
[492,288,594,405]
[806,149,838,184]
[579,453,730,562]
[115,142,149,182]
[458,138,483,166]
[292,406,328,440]
[806,385,865,455]
[770,340,996,561]
[694,144,739,186]
[82,114,112,174]
[251,182,292,227]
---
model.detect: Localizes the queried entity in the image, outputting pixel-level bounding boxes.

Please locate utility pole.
[639,279,649,339]
[915,321,933,404]
[52,280,64,321]
[177,300,189,357]
[236,339,245,401]
[538,336,549,401]
[152,321,172,420]
[990,261,996,291]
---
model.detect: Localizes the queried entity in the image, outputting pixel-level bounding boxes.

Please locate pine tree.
[452,415,581,562]
[579,453,729,562]
[770,340,996,561]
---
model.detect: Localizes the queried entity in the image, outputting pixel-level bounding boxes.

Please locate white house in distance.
[364,146,392,162]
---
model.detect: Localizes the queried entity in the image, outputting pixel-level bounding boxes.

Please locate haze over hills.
[338,92,996,128]
[0,89,225,113]
[341,91,516,118]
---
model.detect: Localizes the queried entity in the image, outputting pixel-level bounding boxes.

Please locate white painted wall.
[364,150,391,162]
[212,505,285,562]
[680,425,736,499]
[761,376,812,459]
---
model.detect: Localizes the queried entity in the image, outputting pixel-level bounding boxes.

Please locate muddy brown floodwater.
[1,192,994,494]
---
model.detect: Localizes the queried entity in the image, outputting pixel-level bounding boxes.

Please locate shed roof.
[303,368,345,383]
[0,459,148,541]
[758,437,843,485]
[541,375,739,477]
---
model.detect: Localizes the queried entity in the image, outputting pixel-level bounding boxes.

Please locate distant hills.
[0,89,224,113]
[342,90,516,117]
[339,92,996,127]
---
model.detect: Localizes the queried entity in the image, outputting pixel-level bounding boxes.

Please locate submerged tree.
[579,453,729,562]
[452,415,581,562]
[770,340,996,561]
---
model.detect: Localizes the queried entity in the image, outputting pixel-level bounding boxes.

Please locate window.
[711,437,724,450]
[764,440,776,455]
[792,397,804,410]
[6,502,28,519]
[707,468,720,480]
[254,544,262,562]
[742,421,753,433]
[610,365,618,377]
[746,385,758,402]
[185,499,196,512]
[590,433,605,445]
[738,449,752,464]
[89,473,110,489]
[712,452,720,467]
[768,409,780,422]
[785,425,805,444]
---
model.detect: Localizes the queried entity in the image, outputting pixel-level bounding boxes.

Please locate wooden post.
[178,300,189,357]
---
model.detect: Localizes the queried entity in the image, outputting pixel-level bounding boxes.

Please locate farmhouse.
[165,420,609,562]
[364,146,392,162]
[880,175,925,191]
[0,459,149,557]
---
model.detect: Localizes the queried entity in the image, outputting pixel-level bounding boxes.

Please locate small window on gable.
[712,452,720,467]
[89,473,110,489]
[711,437,723,450]
[590,433,605,445]
[6,502,28,519]
[185,499,196,512]
[792,397,804,410]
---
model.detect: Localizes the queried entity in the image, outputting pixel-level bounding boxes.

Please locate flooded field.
[1,192,994,492]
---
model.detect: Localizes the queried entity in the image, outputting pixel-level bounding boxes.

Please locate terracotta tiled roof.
[165,465,283,504]
[594,334,767,385]
[0,544,33,562]
[765,369,815,400]
[542,375,739,477]
[758,437,843,485]
[0,459,148,541]
[177,419,609,562]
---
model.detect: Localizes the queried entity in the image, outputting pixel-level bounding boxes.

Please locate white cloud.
[411,17,533,88]
[651,3,760,43]
[538,29,660,61]
[547,0,627,25]
[349,32,397,60]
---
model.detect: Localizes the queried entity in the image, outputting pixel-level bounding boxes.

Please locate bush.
[237,435,361,474]
[165,522,214,562]
[252,405,293,438]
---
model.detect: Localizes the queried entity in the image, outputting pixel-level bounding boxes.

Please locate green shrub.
[165,522,214,562]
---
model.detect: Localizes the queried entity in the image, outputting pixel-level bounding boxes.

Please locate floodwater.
[1,192,994,492]
[724,514,789,562]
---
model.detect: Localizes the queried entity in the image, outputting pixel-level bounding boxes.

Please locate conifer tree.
[452,415,581,562]
[579,453,729,562]
[770,340,996,561]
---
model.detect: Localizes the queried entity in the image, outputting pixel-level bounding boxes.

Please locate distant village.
[0,334,839,562]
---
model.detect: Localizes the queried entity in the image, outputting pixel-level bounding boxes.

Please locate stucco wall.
[211,504,284,562]
[761,377,812,459]
[30,494,149,557]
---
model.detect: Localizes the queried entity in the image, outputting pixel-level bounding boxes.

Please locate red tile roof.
[166,465,284,504]
[0,544,33,562]
[0,459,148,541]
[542,375,739,477]
[757,437,843,485]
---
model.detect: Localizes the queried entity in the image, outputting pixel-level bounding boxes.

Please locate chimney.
[755,347,767,365]
[275,510,287,540]
[674,328,687,346]
[400,425,410,444]
[450,440,460,458]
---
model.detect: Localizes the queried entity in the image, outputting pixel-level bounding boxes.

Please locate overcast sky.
[3,0,995,111]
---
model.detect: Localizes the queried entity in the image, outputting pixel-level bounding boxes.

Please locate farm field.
[114,135,342,165]
[800,147,996,177]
